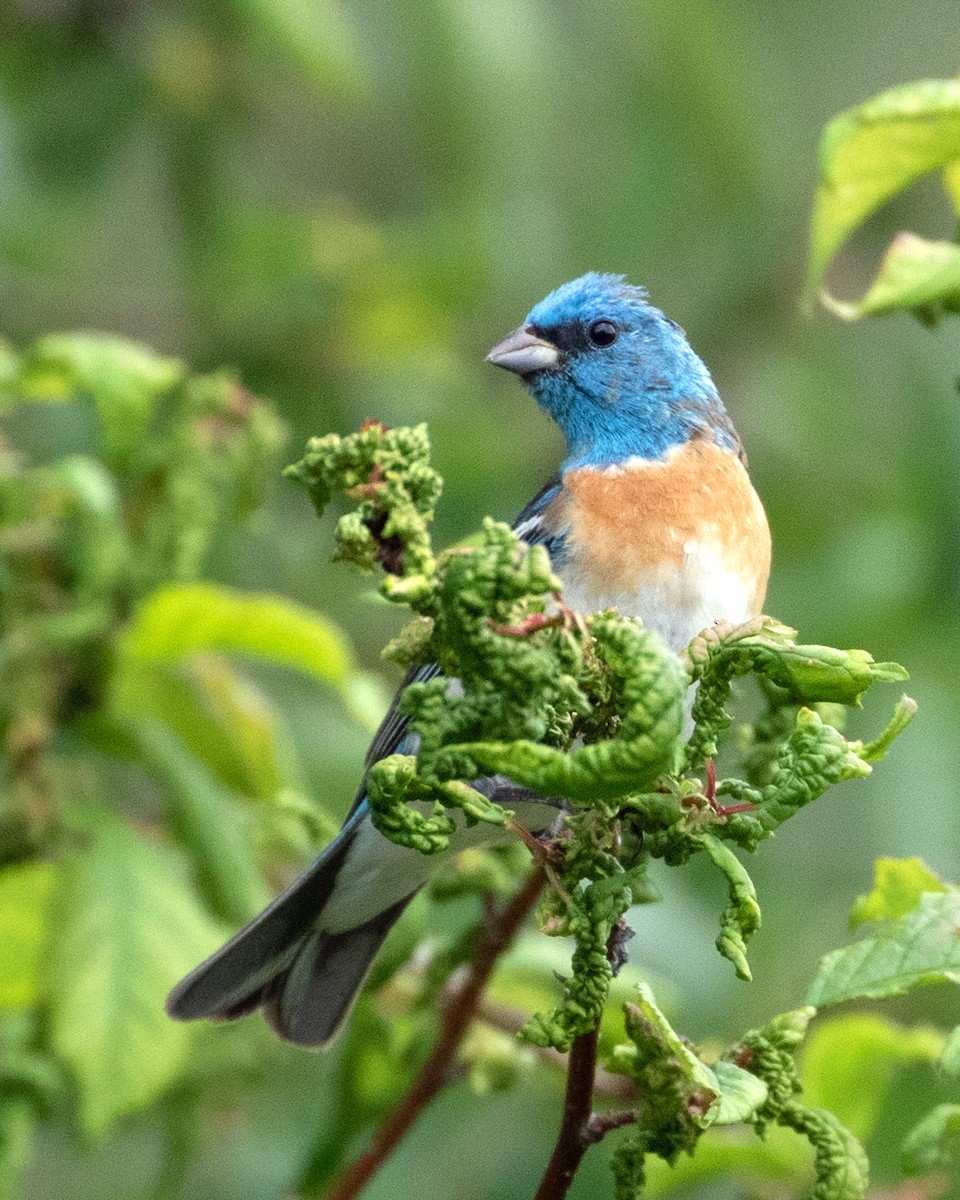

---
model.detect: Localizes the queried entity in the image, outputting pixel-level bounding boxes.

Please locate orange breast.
[547,439,771,618]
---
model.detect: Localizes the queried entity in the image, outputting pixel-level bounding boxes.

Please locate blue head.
[487,273,740,468]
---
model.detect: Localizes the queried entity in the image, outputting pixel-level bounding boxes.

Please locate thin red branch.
[321,863,547,1200]
[584,1108,640,1143]
[532,919,641,1200]
[533,1025,601,1200]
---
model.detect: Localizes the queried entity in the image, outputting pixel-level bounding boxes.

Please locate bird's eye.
[588,319,618,347]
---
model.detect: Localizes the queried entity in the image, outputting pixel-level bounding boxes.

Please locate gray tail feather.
[166,824,413,1046]
[262,896,413,1045]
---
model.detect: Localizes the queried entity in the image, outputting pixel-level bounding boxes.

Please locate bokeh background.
[2,1,959,1197]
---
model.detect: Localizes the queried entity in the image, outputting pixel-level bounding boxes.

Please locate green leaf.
[709,1060,769,1126]
[857,695,917,763]
[698,835,760,982]
[456,620,685,805]
[806,891,960,1007]
[14,334,184,470]
[0,1016,66,1192]
[820,233,960,323]
[806,79,960,305]
[724,709,873,852]
[48,810,224,1138]
[849,857,948,931]
[111,651,301,803]
[127,720,271,926]
[609,982,719,1124]
[120,582,357,699]
[784,1106,869,1200]
[802,1014,944,1139]
[0,863,56,1010]
[761,643,907,705]
[0,1096,33,1200]
[944,158,960,214]
[901,1104,960,1175]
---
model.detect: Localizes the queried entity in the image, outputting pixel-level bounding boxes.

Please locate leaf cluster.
[806,79,960,323]
[0,335,378,1174]
[284,421,944,1200]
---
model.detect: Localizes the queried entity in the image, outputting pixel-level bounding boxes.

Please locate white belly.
[557,539,756,654]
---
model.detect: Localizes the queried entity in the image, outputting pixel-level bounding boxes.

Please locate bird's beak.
[486,325,560,375]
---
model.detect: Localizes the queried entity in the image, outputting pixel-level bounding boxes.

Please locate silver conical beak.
[486,325,560,375]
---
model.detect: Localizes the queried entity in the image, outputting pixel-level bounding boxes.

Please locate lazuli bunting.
[167,273,771,1045]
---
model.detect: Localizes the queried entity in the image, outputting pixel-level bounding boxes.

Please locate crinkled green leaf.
[49,810,224,1138]
[802,1014,944,1139]
[686,618,906,767]
[458,621,685,804]
[821,233,960,323]
[120,582,356,698]
[490,934,665,1058]
[901,1103,960,1175]
[365,754,457,854]
[287,422,441,580]
[607,985,771,1198]
[708,1060,769,1126]
[698,835,760,981]
[849,856,948,932]
[724,709,872,851]
[806,891,960,1006]
[806,79,960,304]
[609,982,718,1118]
[784,1105,869,1200]
[0,863,56,1009]
[761,643,907,704]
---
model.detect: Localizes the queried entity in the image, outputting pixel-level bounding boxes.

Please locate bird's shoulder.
[510,472,567,556]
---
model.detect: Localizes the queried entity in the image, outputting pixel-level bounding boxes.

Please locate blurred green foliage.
[807,79,960,320]
[0,1,959,1198]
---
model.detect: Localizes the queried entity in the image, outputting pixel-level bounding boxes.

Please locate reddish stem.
[532,1025,602,1200]
[699,758,756,818]
[321,863,546,1200]
[532,1023,640,1200]
[533,920,641,1200]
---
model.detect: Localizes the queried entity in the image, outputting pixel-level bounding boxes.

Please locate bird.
[166,272,771,1046]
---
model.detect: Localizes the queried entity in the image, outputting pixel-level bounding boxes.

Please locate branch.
[321,862,546,1200]
[533,1024,602,1200]
[533,920,640,1200]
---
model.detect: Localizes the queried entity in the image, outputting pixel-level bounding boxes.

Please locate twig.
[533,1025,602,1200]
[584,1108,639,1142]
[321,862,547,1200]
[532,920,640,1200]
